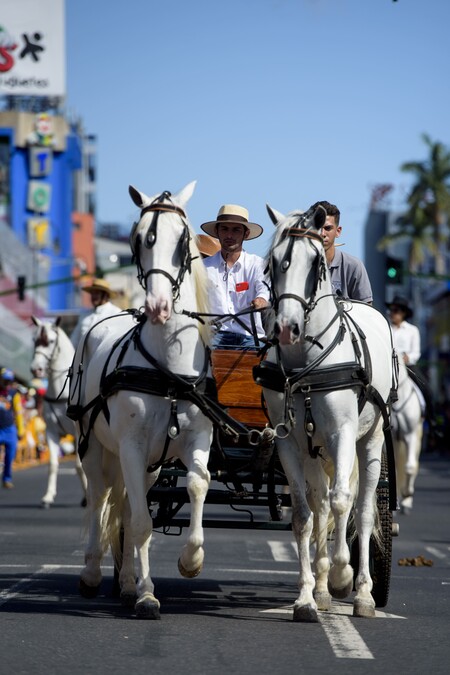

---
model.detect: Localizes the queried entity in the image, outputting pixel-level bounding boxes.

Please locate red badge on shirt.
[235,282,249,292]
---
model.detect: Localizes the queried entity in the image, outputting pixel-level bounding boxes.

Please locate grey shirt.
[328,248,373,303]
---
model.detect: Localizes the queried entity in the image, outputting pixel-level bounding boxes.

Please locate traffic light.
[385,256,404,285]
[17,275,26,301]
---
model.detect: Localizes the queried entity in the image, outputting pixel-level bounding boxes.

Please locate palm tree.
[378,134,450,275]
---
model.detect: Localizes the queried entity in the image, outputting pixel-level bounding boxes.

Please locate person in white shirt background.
[387,295,439,439]
[200,204,270,349]
[70,278,122,347]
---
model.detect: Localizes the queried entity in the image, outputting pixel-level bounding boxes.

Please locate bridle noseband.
[130,191,193,302]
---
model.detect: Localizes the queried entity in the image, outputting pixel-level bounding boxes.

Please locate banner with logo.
[0,0,65,97]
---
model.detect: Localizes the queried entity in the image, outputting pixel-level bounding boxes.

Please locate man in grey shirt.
[309,200,373,304]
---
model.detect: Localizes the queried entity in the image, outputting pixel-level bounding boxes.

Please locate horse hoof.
[135,593,161,620]
[314,591,332,611]
[178,558,202,578]
[353,598,376,618]
[328,578,353,600]
[41,501,51,509]
[293,604,319,623]
[79,578,100,599]
[120,592,137,607]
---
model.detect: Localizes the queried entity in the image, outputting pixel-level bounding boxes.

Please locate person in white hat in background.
[70,278,122,347]
[200,204,270,349]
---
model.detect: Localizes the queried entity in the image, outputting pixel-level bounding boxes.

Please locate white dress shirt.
[390,320,421,365]
[70,301,122,347]
[203,250,270,337]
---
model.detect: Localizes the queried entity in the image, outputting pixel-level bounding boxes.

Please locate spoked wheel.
[348,449,393,608]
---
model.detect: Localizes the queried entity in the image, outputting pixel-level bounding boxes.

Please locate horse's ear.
[55,316,61,327]
[31,316,41,327]
[266,204,285,226]
[313,204,327,230]
[129,185,147,208]
[173,181,197,209]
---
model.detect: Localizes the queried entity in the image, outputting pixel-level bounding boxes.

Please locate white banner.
[0,0,65,97]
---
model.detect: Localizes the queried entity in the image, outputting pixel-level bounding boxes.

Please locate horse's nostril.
[293,323,300,336]
[274,322,281,336]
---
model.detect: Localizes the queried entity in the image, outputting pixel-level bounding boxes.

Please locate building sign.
[27,180,51,213]
[29,146,53,177]
[0,0,65,97]
[27,217,50,248]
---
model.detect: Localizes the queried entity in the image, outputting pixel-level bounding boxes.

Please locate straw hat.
[196,234,221,258]
[386,295,413,320]
[81,278,117,298]
[200,204,263,240]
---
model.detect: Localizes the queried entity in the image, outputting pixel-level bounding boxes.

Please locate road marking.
[0,565,58,606]
[261,602,406,619]
[268,540,297,562]
[425,546,447,560]
[319,614,374,659]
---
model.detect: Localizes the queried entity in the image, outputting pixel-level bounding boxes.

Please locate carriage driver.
[310,200,373,304]
[200,205,270,349]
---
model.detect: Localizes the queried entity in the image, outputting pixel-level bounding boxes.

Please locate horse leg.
[327,430,357,601]
[305,456,332,611]
[79,439,108,597]
[178,434,212,578]
[120,445,160,620]
[402,425,423,514]
[278,442,318,622]
[352,430,383,618]
[41,436,60,507]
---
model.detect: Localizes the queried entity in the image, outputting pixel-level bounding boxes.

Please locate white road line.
[268,540,296,562]
[0,565,60,606]
[319,613,374,659]
[425,546,447,560]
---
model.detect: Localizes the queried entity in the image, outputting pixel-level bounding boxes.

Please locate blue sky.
[65,0,450,261]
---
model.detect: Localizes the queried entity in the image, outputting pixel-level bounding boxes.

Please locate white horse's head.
[129,181,198,324]
[265,204,327,345]
[30,317,74,380]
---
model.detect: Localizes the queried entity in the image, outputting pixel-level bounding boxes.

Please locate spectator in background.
[0,368,25,488]
[70,278,122,347]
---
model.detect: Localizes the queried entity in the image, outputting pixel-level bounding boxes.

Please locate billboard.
[0,0,65,97]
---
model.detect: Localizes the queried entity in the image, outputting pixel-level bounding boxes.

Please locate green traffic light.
[387,267,398,279]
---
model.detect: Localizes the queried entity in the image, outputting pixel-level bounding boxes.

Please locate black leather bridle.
[268,212,327,319]
[130,191,193,303]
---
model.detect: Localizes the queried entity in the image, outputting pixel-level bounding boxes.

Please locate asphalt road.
[1,453,449,675]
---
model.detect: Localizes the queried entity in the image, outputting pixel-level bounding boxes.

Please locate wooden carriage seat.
[211,349,268,428]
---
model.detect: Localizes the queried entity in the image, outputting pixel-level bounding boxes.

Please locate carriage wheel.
[370,449,393,607]
[348,449,393,608]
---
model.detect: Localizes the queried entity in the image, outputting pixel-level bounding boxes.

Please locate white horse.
[391,358,423,515]
[257,204,394,621]
[30,317,87,507]
[68,181,214,619]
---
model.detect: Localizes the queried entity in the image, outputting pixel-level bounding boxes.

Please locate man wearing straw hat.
[200,204,270,349]
[70,278,122,347]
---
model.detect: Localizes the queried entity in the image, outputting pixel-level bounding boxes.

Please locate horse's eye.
[281,260,290,272]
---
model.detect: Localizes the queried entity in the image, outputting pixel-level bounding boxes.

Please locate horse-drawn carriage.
[32,181,399,622]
